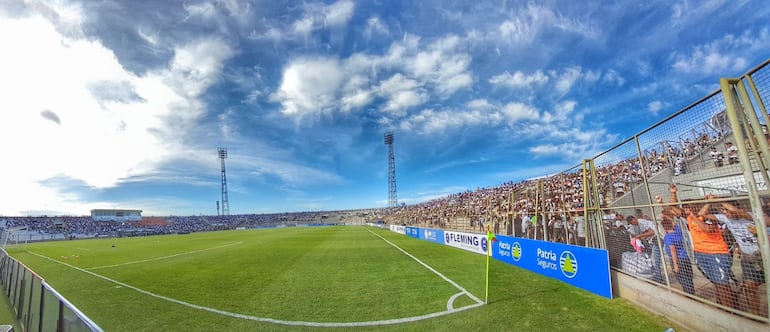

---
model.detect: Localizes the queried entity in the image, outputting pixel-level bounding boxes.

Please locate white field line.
[86,242,242,270]
[24,229,485,327]
[365,228,485,305]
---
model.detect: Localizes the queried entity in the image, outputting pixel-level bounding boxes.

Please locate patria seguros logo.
[536,247,578,279]
[511,242,522,261]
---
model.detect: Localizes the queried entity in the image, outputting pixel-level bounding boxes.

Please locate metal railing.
[0,249,102,332]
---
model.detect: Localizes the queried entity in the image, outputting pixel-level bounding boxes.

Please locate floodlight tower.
[218,148,230,216]
[384,131,398,208]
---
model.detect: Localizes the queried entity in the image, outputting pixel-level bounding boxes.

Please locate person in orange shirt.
[687,192,738,309]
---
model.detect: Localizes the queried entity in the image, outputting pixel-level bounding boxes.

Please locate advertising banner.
[492,235,612,298]
[405,226,420,239]
[443,230,489,255]
[390,225,406,235]
[420,228,444,244]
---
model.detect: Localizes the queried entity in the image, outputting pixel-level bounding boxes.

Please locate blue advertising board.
[420,228,444,244]
[491,235,612,298]
[405,226,420,239]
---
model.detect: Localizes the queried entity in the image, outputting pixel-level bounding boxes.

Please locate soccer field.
[6,226,679,331]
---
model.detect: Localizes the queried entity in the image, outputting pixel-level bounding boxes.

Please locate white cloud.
[497,3,597,44]
[292,17,315,36]
[272,57,345,116]
[167,38,234,97]
[489,70,549,89]
[552,66,583,94]
[184,2,216,21]
[324,0,355,27]
[648,100,666,116]
[669,28,770,75]
[397,101,540,135]
[364,16,389,39]
[376,74,428,115]
[407,35,473,96]
[528,127,615,160]
[291,0,355,37]
[603,69,626,87]
[0,10,234,215]
[542,100,577,123]
[501,102,540,123]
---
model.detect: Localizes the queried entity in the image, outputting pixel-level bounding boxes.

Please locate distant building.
[90,209,142,222]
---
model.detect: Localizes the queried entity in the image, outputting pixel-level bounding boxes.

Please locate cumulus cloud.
[272,57,345,116]
[501,102,540,123]
[669,29,770,75]
[272,32,474,120]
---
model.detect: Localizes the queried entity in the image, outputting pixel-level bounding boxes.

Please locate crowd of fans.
[379,122,737,243]
[0,210,366,241]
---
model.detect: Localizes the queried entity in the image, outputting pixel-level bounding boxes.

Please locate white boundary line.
[87,242,243,270]
[25,228,485,327]
[364,228,485,305]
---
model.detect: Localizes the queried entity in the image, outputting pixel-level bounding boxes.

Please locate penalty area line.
[26,251,484,327]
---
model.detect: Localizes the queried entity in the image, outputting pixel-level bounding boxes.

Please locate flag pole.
[485,224,492,304]
[485,237,490,304]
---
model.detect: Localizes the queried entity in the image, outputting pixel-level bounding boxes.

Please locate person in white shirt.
[710,146,724,167]
[725,142,738,164]
[626,215,664,283]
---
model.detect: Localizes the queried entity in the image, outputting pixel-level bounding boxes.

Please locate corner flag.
[485,225,497,304]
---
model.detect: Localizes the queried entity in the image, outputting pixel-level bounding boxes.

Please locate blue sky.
[1,0,768,216]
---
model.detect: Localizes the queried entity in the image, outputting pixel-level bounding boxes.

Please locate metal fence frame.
[0,249,102,332]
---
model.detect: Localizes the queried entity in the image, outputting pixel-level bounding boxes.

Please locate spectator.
[550,215,566,243]
[661,217,695,295]
[719,202,765,315]
[689,193,738,309]
[513,214,523,237]
[626,215,664,283]
[710,146,724,167]
[725,142,739,164]
[573,210,586,246]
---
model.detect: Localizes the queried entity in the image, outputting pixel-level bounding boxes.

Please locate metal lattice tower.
[218,148,230,216]
[384,132,398,208]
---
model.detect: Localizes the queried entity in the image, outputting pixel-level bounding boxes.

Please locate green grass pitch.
[5,226,680,331]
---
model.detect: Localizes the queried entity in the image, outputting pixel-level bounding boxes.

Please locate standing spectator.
[614,180,625,198]
[710,146,724,167]
[513,214,523,237]
[674,156,686,176]
[574,210,586,246]
[661,217,695,295]
[719,202,765,315]
[550,215,566,243]
[689,193,738,309]
[725,142,739,164]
